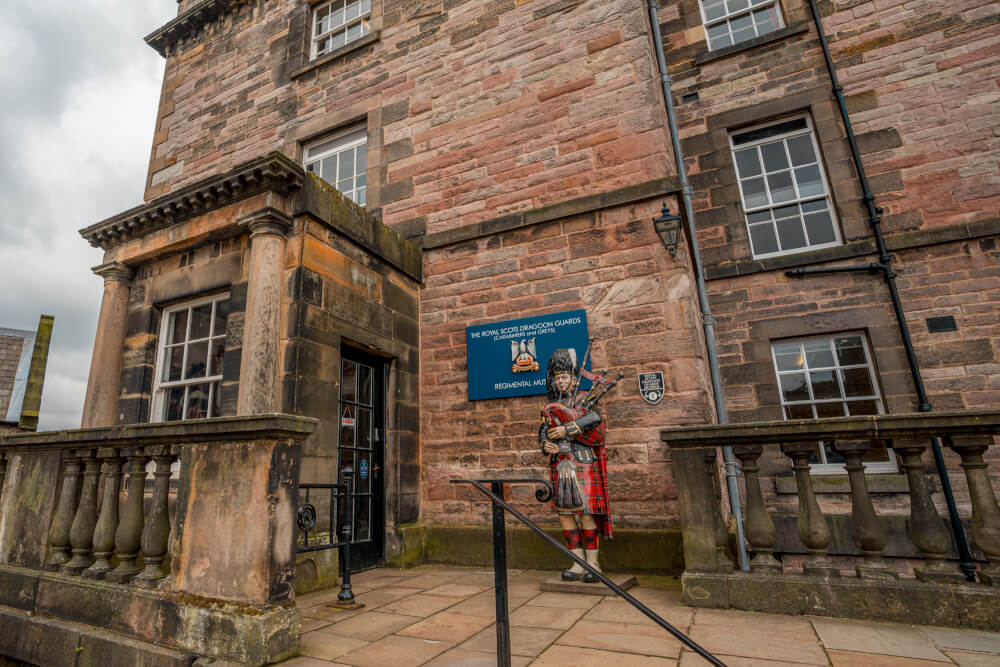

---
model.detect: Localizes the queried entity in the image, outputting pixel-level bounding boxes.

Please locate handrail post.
[337,467,357,608]
[490,480,512,667]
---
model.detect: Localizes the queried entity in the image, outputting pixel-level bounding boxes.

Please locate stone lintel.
[681,571,1000,632]
[79,152,304,251]
[0,413,317,450]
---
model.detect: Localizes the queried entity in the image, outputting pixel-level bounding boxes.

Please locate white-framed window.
[771,333,897,474]
[304,126,367,206]
[312,0,372,59]
[700,0,783,51]
[730,116,840,259]
[151,294,229,422]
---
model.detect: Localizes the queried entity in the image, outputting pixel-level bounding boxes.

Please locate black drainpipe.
[786,0,976,581]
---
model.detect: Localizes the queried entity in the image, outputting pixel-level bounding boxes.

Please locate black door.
[338,347,385,571]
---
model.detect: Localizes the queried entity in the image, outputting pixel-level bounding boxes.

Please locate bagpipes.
[541,341,624,510]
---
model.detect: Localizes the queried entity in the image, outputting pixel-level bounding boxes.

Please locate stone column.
[237,208,293,416]
[81,262,133,428]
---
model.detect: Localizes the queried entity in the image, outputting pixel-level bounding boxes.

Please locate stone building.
[75,0,998,575]
[0,316,54,434]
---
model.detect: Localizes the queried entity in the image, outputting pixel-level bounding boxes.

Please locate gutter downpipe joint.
[646,0,750,572]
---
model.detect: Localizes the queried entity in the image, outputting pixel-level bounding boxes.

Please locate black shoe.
[583,571,600,583]
[561,569,582,581]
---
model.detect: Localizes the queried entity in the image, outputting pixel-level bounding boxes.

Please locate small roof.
[0,327,37,424]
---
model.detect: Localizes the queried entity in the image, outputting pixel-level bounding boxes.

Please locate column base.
[803,561,840,579]
[750,553,783,574]
[856,564,899,581]
[105,562,141,584]
[915,561,966,584]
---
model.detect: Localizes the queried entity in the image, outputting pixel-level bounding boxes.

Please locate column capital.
[92,261,133,284]
[238,207,293,238]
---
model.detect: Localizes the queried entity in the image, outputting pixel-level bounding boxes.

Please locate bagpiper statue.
[539,345,622,582]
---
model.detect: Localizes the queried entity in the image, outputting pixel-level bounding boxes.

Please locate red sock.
[582,528,599,550]
[563,529,582,550]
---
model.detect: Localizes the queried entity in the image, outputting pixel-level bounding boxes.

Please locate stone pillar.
[237,208,293,416]
[81,262,133,428]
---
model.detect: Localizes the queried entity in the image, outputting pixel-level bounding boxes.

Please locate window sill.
[695,22,810,66]
[290,31,380,81]
[705,239,879,280]
[775,473,909,495]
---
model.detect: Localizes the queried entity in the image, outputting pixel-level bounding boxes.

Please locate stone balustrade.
[663,410,1000,631]
[0,414,316,666]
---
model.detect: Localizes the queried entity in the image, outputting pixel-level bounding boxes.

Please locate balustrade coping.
[659,410,1000,449]
[0,413,318,452]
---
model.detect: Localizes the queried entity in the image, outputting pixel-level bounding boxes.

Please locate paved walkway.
[284,565,1000,666]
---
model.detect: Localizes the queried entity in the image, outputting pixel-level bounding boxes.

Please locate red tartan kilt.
[549,452,609,515]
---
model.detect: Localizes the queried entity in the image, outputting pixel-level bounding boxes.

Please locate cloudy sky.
[1,1,177,430]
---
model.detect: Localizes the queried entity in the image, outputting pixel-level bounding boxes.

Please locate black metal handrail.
[452,478,725,667]
[298,467,358,608]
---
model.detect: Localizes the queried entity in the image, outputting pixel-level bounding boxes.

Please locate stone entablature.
[144,0,251,58]
[79,152,304,251]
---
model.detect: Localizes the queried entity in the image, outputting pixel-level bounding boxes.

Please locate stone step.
[0,604,198,667]
[539,573,637,595]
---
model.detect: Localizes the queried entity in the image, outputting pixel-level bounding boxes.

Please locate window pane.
[775,215,807,250]
[821,441,845,463]
[726,0,749,11]
[809,370,840,400]
[704,0,726,21]
[185,341,209,379]
[356,496,370,541]
[842,368,875,397]
[767,171,795,203]
[341,405,356,447]
[804,210,837,245]
[356,145,367,173]
[734,149,761,178]
[359,364,372,405]
[339,446,355,476]
[780,373,810,401]
[358,408,372,450]
[708,23,732,49]
[804,341,835,368]
[785,404,815,419]
[211,382,222,418]
[164,387,185,422]
[816,402,846,418]
[794,165,824,198]
[741,177,768,208]
[357,186,366,206]
[732,119,807,146]
[834,336,867,365]
[747,209,771,224]
[787,134,815,166]
[168,310,188,344]
[214,300,230,337]
[342,360,357,401]
[186,383,210,420]
[163,346,184,382]
[773,343,803,371]
[760,142,789,172]
[356,454,371,493]
[847,400,880,416]
[210,338,226,377]
[191,304,212,339]
[749,223,779,255]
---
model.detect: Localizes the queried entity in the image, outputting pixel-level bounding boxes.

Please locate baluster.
[46,451,83,570]
[703,449,734,573]
[106,452,149,584]
[733,446,781,573]
[834,441,896,580]
[135,449,174,587]
[62,450,100,575]
[781,443,838,578]
[893,439,964,583]
[83,450,124,579]
[947,437,1000,586]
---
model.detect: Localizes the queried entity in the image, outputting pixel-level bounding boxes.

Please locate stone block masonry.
[0,334,25,419]
[145,0,676,238]
[420,196,715,530]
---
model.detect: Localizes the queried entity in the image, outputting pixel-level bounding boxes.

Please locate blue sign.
[466,309,590,401]
[359,458,369,480]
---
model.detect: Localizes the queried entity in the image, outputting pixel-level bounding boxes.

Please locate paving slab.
[828,649,955,666]
[280,657,351,667]
[689,608,828,665]
[540,573,637,595]
[509,603,588,630]
[556,619,683,659]
[583,595,694,630]
[421,646,532,666]
[327,611,422,641]
[299,631,370,661]
[336,634,452,667]
[377,594,462,617]
[423,582,491,598]
[446,591,532,617]
[922,627,1000,653]
[396,610,494,642]
[351,585,424,609]
[524,591,604,610]
[812,617,950,662]
[461,625,563,657]
[945,649,1000,666]
[678,651,807,667]
[534,644,678,666]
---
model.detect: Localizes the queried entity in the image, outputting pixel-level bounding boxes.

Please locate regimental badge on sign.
[638,371,665,404]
